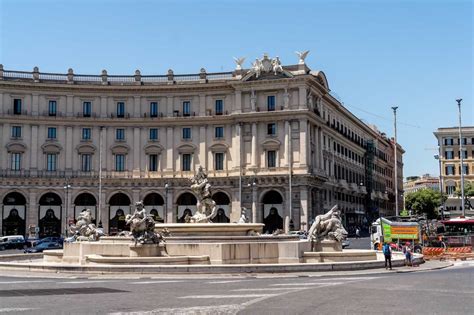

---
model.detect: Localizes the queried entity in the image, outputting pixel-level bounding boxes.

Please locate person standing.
[355,227,360,239]
[382,242,392,270]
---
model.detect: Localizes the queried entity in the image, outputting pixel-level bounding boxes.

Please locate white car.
[342,239,350,249]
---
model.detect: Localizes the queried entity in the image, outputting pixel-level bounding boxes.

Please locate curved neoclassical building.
[0,54,403,237]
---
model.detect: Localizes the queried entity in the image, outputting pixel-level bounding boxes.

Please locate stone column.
[230,188,241,222]
[233,124,241,170]
[65,126,73,171]
[283,120,290,167]
[300,119,308,167]
[66,94,74,117]
[300,187,309,232]
[99,190,108,232]
[32,93,39,116]
[199,126,207,169]
[27,190,38,236]
[199,94,206,116]
[166,189,174,223]
[133,127,140,177]
[167,96,174,117]
[298,86,307,109]
[234,90,242,114]
[166,127,174,171]
[30,125,38,171]
[133,96,141,118]
[251,123,257,168]
[252,186,257,223]
[100,96,108,118]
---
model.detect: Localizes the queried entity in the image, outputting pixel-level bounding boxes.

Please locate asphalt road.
[346,236,371,250]
[0,262,473,314]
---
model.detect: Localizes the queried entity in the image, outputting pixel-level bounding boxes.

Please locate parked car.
[24,241,63,253]
[0,235,26,251]
[35,237,64,246]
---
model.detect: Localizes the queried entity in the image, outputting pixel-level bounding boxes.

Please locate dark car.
[35,237,64,246]
[0,236,26,251]
[24,241,62,253]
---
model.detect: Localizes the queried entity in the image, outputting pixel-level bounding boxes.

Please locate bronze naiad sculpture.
[188,166,217,223]
[125,201,163,245]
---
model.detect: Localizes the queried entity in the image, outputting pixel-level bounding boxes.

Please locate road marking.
[63,280,118,284]
[0,280,54,284]
[130,280,182,284]
[109,304,242,315]
[179,294,277,299]
[232,287,301,292]
[207,280,245,284]
[0,308,38,313]
[271,282,344,286]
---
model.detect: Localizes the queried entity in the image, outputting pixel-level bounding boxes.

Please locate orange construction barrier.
[422,247,444,256]
[446,246,472,253]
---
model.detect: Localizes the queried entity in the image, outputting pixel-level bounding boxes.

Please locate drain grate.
[0,287,127,297]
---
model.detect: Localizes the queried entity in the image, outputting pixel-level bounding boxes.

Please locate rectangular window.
[48,100,57,116]
[183,101,191,116]
[149,154,158,171]
[215,99,223,115]
[267,123,276,135]
[81,154,92,172]
[11,153,21,171]
[116,128,125,140]
[11,126,22,138]
[83,102,92,117]
[82,128,91,140]
[47,127,57,139]
[461,165,469,175]
[182,154,191,171]
[460,150,468,159]
[215,152,224,170]
[46,154,57,171]
[115,154,125,171]
[267,95,275,111]
[215,126,224,139]
[150,102,158,117]
[117,102,125,118]
[13,99,22,115]
[149,128,158,140]
[445,165,455,175]
[182,127,191,139]
[267,150,276,168]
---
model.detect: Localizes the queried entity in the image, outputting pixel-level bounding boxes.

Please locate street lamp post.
[391,106,399,217]
[456,98,465,217]
[434,154,444,219]
[63,182,71,237]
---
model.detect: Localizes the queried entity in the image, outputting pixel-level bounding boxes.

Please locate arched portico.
[261,190,284,234]
[108,192,131,235]
[176,192,197,223]
[212,191,231,223]
[38,192,62,238]
[73,192,97,224]
[143,192,165,223]
[2,192,27,236]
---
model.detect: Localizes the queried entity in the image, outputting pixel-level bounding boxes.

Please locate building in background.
[434,127,474,217]
[0,54,404,237]
[404,174,440,194]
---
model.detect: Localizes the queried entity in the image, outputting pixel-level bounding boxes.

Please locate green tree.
[454,182,474,198]
[400,208,409,217]
[404,188,441,219]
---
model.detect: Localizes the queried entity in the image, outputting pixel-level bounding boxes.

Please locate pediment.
[76,143,97,154]
[241,69,293,81]
[41,142,63,153]
[6,141,27,153]
[261,139,281,150]
[110,144,130,154]
[177,143,197,154]
[209,143,229,153]
[144,143,164,154]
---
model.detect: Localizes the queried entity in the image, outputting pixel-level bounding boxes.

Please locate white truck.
[370,217,422,253]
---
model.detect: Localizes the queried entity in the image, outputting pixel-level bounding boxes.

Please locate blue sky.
[1,0,472,178]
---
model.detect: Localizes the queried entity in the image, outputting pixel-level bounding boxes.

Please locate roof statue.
[295,50,310,64]
[242,54,292,80]
[233,57,246,70]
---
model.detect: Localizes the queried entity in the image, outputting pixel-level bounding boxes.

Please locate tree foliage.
[454,182,474,198]
[404,188,441,219]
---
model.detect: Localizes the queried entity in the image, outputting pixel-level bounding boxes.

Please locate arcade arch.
[261,190,284,234]
[143,192,165,223]
[108,193,131,235]
[212,191,231,223]
[38,192,62,238]
[2,192,27,236]
[176,192,197,223]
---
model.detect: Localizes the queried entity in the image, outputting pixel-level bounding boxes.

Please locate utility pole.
[456,99,465,217]
[392,106,399,217]
[98,126,104,227]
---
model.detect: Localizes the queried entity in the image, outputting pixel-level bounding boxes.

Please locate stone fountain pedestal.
[312,240,342,252]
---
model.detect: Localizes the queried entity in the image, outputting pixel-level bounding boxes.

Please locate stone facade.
[0,55,404,237]
[433,126,474,216]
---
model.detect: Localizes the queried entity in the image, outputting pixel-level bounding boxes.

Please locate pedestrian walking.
[382,242,392,270]
[355,227,360,239]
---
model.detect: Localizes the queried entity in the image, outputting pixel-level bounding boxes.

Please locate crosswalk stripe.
[130,280,182,284]
[232,287,301,292]
[271,282,344,286]
[0,308,38,313]
[63,280,117,284]
[179,294,277,299]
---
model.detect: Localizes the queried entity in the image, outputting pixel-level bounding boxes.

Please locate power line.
[343,103,421,129]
